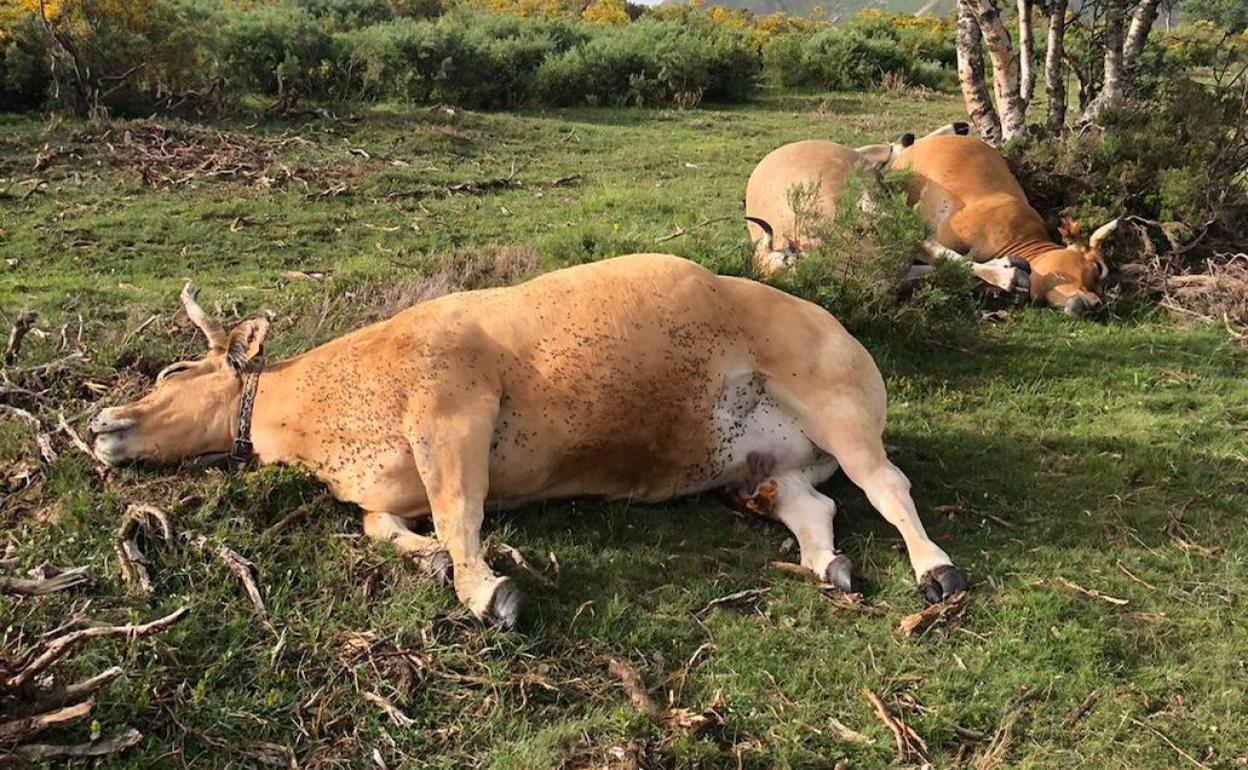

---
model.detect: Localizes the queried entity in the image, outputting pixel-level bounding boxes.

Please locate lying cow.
[90,255,965,628]
[891,134,1118,317]
[746,128,1118,316]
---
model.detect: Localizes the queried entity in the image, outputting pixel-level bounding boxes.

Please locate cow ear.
[855,143,894,170]
[1058,218,1084,246]
[225,317,270,371]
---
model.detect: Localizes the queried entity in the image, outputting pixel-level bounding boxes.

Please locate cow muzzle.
[1064,293,1104,319]
[88,408,138,466]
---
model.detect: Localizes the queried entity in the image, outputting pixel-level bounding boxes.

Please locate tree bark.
[956,0,1003,145]
[1017,0,1036,106]
[1123,0,1161,73]
[973,0,1029,141]
[1082,0,1126,123]
[1044,0,1068,133]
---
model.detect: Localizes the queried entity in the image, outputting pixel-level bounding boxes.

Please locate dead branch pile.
[1119,248,1248,341]
[71,120,314,189]
[0,604,189,763]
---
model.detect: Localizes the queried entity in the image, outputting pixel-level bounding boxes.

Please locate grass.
[1,91,1246,769]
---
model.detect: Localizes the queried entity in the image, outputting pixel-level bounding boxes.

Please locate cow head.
[1031,218,1118,317]
[89,282,269,466]
[746,216,798,275]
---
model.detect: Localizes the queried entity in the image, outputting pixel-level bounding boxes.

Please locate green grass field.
[2,92,1246,769]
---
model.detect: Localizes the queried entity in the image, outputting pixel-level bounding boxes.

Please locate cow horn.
[745,216,775,251]
[1088,218,1120,250]
[180,280,227,350]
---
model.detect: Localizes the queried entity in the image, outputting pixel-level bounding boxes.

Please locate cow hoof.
[919,564,968,604]
[414,548,453,586]
[1015,270,1031,295]
[823,554,858,594]
[469,576,522,629]
[953,121,970,135]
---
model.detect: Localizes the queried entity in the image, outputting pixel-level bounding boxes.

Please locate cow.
[891,134,1119,317]
[744,123,970,277]
[89,255,966,629]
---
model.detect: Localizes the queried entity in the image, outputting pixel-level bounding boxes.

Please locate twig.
[4,311,37,364]
[607,659,662,720]
[654,215,733,243]
[363,692,414,728]
[1115,560,1156,591]
[827,716,874,746]
[1128,718,1211,769]
[115,504,174,594]
[0,566,89,596]
[185,533,267,621]
[974,705,1023,770]
[696,587,769,617]
[490,543,554,587]
[1054,577,1129,606]
[0,700,94,744]
[14,728,142,760]
[261,505,308,539]
[1064,688,1099,727]
[897,591,970,637]
[0,404,57,463]
[58,412,106,472]
[119,313,159,349]
[862,688,927,763]
[767,560,821,582]
[7,667,123,719]
[1162,507,1222,558]
[2,606,189,691]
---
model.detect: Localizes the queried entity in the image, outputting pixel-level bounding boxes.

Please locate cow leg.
[411,404,520,628]
[769,470,856,593]
[919,239,1030,295]
[362,512,451,586]
[768,385,966,604]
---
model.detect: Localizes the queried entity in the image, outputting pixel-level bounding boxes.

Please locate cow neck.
[997,236,1066,264]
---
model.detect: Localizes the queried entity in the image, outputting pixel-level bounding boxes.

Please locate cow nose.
[1064,294,1103,319]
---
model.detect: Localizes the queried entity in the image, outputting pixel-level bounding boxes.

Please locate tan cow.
[746,123,1035,299]
[89,255,965,628]
[891,135,1118,317]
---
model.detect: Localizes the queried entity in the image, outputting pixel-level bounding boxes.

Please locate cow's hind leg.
[770,470,856,593]
[362,512,452,586]
[768,382,967,604]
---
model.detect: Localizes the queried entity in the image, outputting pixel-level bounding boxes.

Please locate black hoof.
[1015,270,1031,295]
[1008,257,1032,273]
[953,121,970,135]
[487,577,522,630]
[415,548,453,586]
[824,554,858,594]
[919,564,968,605]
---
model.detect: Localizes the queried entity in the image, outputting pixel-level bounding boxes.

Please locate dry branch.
[0,405,57,464]
[185,533,267,620]
[974,705,1022,770]
[1163,508,1222,558]
[1064,688,1098,727]
[4,312,37,365]
[0,700,94,744]
[14,728,142,761]
[1054,577,1129,606]
[863,688,928,763]
[490,543,554,587]
[115,504,175,594]
[7,667,122,719]
[2,606,189,692]
[363,692,414,728]
[0,566,89,596]
[696,587,768,617]
[607,659,662,719]
[897,591,970,637]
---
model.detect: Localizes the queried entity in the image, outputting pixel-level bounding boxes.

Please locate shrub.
[217,3,348,105]
[0,14,49,112]
[761,25,954,92]
[532,18,758,106]
[774,170,977,342]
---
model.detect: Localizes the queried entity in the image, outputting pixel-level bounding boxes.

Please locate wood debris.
[1064,688,1099,727]
[696,587,769,617]
[1054,577,1129,606]
[0,565,89,596]
[364,692,414,728]
[897,591,970,637]
[4,311,37,365]
[863,688,928,764]
[827,716,874,746]
[114,503,174,595]
[490,543,555,587]
[974,705,1023,770]
[607,658,724,741]
[1163,508,1222,558]
[185,532,268,621]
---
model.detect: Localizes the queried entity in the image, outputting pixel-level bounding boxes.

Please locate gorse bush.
[762,24,955,92]
[775,170,978,342]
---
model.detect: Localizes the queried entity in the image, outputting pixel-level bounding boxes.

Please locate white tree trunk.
[956,0,1003,145]
[1044,0,1068,133]
[1082,0,1127,123]
[973,0,1028,142]
[1017,0,1036,106]
[1123,0,1161,72]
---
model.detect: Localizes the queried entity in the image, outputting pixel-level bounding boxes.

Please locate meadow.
[1,91,1246,768]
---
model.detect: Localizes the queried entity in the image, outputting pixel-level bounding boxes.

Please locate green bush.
[217,4,349,104]
[0,15,49,112]
[761,27,953,92]
[774,170,977,342]
[532,19,758,107]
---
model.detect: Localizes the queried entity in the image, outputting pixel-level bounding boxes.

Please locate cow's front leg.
[768,471,856,593]
[920,239,1030,296]
[411,402,520,628]
[362,512,452,586]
